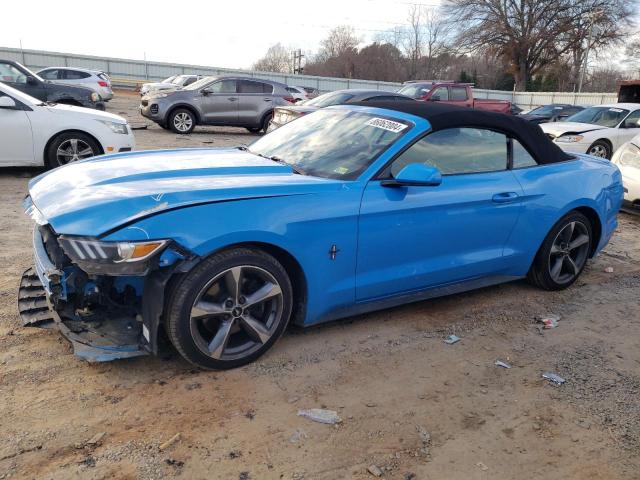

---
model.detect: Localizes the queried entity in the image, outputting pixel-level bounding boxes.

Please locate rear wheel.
[169,108,196,134]
[261,112,273,133]
[246,127,262,133]
[586,140,611,159]
[46,132,101,168]
[527,211,592,290]
[166,248,293,370]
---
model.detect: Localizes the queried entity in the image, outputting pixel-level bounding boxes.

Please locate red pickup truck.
[397,81,512,113]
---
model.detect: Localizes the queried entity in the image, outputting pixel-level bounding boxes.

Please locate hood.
[541,122,606,137]
[43,102,126,122]
[28,148,342,236]
[276,105,319,116]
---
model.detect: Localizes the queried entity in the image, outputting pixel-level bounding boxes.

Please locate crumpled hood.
[541,122,606,137]
[28,148,342,236]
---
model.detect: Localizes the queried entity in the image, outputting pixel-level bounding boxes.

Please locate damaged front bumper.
[18,226,150,363]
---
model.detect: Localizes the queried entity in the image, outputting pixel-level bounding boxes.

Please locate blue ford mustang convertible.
[20,102,623,369]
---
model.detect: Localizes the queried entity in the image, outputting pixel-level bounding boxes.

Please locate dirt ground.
[1,91,639,480]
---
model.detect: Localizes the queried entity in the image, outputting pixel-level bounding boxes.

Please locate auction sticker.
[365,117,408,133]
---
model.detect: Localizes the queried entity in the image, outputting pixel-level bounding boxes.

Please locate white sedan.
[611,134,640,213]
[0,82,134,168]
[541,103,640,159]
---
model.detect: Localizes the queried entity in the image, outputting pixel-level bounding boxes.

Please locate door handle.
[492,192,519,203]
[227,97,237,102]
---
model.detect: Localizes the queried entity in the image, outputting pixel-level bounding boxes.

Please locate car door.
[356,127,523,301]
[237,80,272,125]
[199,79,239,124]
[0,62,45,100]
[449,86,471,108]
[0,91,34,165]
[613,109,640,151]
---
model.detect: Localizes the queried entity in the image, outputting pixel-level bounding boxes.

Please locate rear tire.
[527,211,592,290]
[261,112,273,133]
[165,248,293,370]
[246,127,261,133]
[45,132,101,169]
[169,108,196,134]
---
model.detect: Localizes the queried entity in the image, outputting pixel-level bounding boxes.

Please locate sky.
[0,0,441,69]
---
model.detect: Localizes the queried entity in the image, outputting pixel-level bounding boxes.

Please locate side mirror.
[201,88,213,95]
[26,75,38,86]
[0,96,17,109]
[382,163,442,187]
[429,95,440,102]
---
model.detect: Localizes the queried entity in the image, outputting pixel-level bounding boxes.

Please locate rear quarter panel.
[508,155,623,274]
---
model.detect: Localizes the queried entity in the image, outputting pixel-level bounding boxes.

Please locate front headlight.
[90,92,100,102]
[59,237,168,275]
[614,142,640,167]
[556,134,584,143]
[98,120,129,134]
[25,203,48,226]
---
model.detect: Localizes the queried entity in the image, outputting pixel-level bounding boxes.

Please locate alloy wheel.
[547,220,590,284]
[173,112,193,132]
[588,144,608,158]
[189,265,284,361]
[56,138,95,164]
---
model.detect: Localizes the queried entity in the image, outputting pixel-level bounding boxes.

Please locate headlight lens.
[60,237,167,264]
[25,203,48,225]
[98,120,129,134]
[556,134,584,143]
[90,92,100,102]
[615,142,640,167]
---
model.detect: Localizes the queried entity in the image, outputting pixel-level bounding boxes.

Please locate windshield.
[171,76,187,85]
[162,75,177,84]
[249,109,411,180]
[304,91,355,107]
[529,105,563,116]
[566,106,630,127]
[184,76,217,91]
[397,83,432,99]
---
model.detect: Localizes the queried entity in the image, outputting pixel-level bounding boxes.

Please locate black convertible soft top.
[351,100,574,164]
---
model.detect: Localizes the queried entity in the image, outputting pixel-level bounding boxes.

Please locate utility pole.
[292,49,304,75]
[578,10,600,93]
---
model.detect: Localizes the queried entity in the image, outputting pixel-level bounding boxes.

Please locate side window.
[40,69,59,80]
[390,128,508,176]
[209,80,237,94]
[512,139,538,168]
[183,77,197,87]
[239,80,272,94]
[63,70,90,79]
[431,87,449,101]
[622,110,640,128]
[0,63,27,83]
[450,87,468,101]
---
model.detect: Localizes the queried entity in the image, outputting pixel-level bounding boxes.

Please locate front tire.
[261,112,273,133]
[527,211,592,290]
[586,140,611,159]
[165,248,293,370]
[46,132,101,168]
[169,108,196,134]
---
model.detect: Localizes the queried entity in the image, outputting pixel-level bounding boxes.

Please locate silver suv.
[140,76,295,134]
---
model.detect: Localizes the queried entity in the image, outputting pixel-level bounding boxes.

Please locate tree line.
[252,0,638,92]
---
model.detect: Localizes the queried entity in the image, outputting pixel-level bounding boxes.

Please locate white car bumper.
[551,141,591,155]
[620,166,640,204]
[100,129,135,154]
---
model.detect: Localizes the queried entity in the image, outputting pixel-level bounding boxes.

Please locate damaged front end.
[19,199,194,362]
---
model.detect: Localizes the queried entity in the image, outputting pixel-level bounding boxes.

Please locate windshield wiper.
[267,155,306,175]
[238,146,306,175]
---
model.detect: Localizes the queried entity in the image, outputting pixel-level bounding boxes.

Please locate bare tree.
[317,26,360,61]
[442,0,635,91]
[252,43,292,73]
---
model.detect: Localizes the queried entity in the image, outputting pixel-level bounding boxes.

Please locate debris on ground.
[495,360,512,369]
[297,409,342,425]
[165,458,184,467]
[542,372,566,385]
[537,314,560,329]
[85,432,106,447]
[476,461,489,471]
[367,464,383,477]
[289,428,308,444]
[229,450,242,459]
[604,266,614,273]
[416,425,431,455]
[239,472,250,480]
[444,334,461,345]
[185,382,201,390]
[158,433,181,451]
